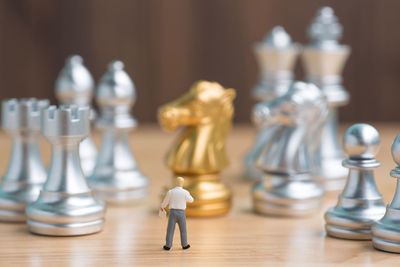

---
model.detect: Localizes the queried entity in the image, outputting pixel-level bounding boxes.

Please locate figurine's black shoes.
[182,244,190,250]
[163,246,171,251]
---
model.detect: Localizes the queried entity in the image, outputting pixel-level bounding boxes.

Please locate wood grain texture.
[1,1,400,123]
[0,123,400,266]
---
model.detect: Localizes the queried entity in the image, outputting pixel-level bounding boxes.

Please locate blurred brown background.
[0,0,399,123]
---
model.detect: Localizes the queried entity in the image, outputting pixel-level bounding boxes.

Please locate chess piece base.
[0,184,43,222]
[88,170,148,205]
[325,206,385,240]
[26,192,106,236]
[253,178,323,216]
[166,173,231,217]
[372,211,400,253]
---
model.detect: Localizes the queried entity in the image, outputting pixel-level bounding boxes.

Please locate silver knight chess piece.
[87,61,148,204]
[26,106,105,236]
[302,7,351,191]
[0,99,49,222]
[252,81,328,216]
[325,124,385,240]
[55,55,97,177]
[372,135,400,253]
[244,26,300,180]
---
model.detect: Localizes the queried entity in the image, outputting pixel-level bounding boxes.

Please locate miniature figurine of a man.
[160,177,194,250]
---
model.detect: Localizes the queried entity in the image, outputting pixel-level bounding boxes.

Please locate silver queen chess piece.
[26,105,106,236]
[87,61,148,204]
[0,99,49,222]
[372,134,400,253]
[55,55,97,177]
[244,26,300,180]
[252,81,328,216]
[325,124,385,240]
[302,6,351,191]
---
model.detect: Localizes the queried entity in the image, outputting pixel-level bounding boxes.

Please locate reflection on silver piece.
[55,55,97,177]
[245,26,300,180]
[372,135,400,253]
[88,61,148,204]
[26,106,105,236]
[302,7,351,191]
[325,124,385,240]
[0,99,49,222]
[252,81,328,216]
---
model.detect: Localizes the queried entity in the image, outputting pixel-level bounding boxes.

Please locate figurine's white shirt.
[161,186,194,210]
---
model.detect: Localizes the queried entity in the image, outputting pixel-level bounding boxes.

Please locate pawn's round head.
[343,123,380,159]
[176,177,185,187]
[391,135,400,166]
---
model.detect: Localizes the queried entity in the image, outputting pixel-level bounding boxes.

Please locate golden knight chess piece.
[158,80,236,217]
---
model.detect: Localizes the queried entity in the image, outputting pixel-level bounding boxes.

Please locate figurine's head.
[343,123,380,160]
[176,177,184,187]
[252,81,328,130]
[158,81,236,131]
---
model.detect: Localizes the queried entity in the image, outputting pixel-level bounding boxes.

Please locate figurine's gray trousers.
[166,209,188,248]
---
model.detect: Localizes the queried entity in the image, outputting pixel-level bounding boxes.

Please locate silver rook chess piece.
[0,99,49,222]
[26,106,105,236]
[302,7,351,191]
[325,124,385,240]
[88,61,148,204]
[372,135,400,253]
[252,81,328,216]
[55,55,97,177]
[245,26,300,180]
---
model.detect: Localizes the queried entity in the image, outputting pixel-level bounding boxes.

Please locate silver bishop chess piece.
[325,124,385,240]
[55,55,97,177]
[244,26,300,180]
[372,134,400,253]
[26,105,105,236]
[0,99,49,222]
[252,81,328,216]
[87,61,148,204]
[302,7,351,191]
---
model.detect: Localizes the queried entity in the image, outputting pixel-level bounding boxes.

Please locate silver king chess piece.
[302,6,351,191]
[0,99,49,222]
[26,105,105,236]
[244,26,300,180]
[372,134,400,253]
[325,123,385,240]
[55,55,97,177]
[87,61,148,204]
[252,81,328,216]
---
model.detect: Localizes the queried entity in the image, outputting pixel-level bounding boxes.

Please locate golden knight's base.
[163,173,231,217]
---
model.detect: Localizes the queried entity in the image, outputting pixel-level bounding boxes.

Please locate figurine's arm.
[161,191,171,210]
[185,191,194,203]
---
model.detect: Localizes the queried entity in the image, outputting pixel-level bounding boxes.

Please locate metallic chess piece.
[302,6,351,191]
[372,135,400,253]
[245,26,300,180]
[55,55,97,177]
[159,81,236,217]
[0,99,49,222]
[252,81,328,216]
[325,124,385,240]
[87,61,148,204]
[26,106,106,236]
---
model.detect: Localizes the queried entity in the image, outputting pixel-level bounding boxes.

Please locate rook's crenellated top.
[2,98,49,130]
[41,105,90,137]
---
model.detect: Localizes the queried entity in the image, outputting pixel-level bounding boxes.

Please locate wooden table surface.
[1,123,400,266]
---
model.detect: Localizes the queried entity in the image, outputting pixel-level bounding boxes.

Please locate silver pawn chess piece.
[0,99,49,222]
[88,61,148,204]
[252,81,328,216]
[26,106,105,236]
[302,7,351,191]
[372,135,400,253]
[325,123,385,240]
[55,55,97,177]
[245,26,300,180]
